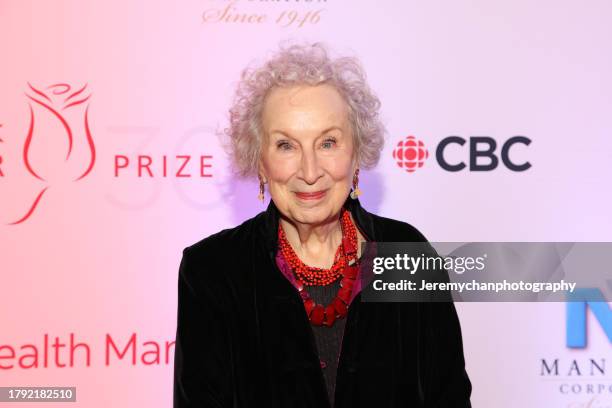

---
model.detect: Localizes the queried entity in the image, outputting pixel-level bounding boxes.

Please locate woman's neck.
[278,210,367,268]
[279,214,343,270]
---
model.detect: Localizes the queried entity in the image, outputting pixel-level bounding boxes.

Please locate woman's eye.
[322,138,337,149]
[276,141,292,151]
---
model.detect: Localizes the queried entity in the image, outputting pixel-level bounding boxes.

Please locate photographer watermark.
[358,242,612,302]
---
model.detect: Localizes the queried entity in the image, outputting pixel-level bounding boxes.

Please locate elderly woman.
[173,42,471,408]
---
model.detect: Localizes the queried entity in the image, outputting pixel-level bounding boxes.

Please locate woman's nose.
[299,149,323,185]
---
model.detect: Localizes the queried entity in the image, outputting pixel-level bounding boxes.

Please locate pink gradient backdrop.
[1,0,611,406]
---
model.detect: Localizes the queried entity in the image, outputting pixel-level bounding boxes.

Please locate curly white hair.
[222,41,386,178]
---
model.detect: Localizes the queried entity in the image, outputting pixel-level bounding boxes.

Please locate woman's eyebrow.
[319,126,343,135]
[269,126,343,137]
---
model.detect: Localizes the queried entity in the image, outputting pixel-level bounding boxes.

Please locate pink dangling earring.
[350,168,362,199]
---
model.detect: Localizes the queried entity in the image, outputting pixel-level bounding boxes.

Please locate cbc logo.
[392,136,429,173]
[393,135,531,173]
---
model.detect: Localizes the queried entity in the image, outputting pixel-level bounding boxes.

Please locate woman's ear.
[351,153,360,175]
[257,161,267,183]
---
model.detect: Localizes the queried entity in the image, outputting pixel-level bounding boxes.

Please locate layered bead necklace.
[277,208,359,327]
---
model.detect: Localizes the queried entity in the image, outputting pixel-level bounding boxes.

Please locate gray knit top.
[308,279,346,406]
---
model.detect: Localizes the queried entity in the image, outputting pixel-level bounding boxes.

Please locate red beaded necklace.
[277,208,359,327]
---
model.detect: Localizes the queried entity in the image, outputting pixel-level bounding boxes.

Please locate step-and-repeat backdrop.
[1,1,611,406]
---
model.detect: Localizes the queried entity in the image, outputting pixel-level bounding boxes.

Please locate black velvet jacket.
[173,196,472,407]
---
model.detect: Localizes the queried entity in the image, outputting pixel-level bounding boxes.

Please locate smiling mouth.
[294,189,328,200]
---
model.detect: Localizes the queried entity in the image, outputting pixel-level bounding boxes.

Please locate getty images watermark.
[358,242,612,302]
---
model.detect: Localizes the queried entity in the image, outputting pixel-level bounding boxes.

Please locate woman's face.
[259,83,357,226]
